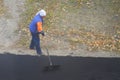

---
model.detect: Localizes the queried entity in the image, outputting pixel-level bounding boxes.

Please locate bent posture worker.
[29,9,46,56]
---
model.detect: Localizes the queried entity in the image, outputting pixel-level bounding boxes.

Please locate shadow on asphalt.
[0,52,120,80]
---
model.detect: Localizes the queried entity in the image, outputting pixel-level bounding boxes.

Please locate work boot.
[37,54,41,57]
[37,52,42,57]
[29,47,35,50]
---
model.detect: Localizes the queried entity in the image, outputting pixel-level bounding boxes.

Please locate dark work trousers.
[30,32,42,54]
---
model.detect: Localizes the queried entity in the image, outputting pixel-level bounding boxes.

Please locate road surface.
[0,52,120,80]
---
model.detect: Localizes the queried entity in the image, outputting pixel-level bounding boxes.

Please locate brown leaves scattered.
[67,28,120,52]
[87,38,117,51]
[0,0,6,16]
[18,0,120,52]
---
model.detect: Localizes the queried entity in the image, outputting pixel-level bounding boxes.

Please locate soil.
[0,0,24,51]
[0,0,120,57]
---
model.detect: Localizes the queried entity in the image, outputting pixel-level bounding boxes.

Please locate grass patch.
[67,28,120,52]
[0,0,7,16]
[18,0,120,52]
[18,0,82,47]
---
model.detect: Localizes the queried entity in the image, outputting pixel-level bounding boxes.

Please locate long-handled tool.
[43,47,60,71]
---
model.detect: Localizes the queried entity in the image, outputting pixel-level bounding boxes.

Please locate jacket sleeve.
[37,22,43,32]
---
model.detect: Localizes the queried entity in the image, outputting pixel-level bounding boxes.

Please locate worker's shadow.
[0,52,120,80]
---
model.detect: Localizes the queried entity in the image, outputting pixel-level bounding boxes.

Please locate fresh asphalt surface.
[0,52,120,80]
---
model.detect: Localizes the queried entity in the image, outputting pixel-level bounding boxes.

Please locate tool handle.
[46,47,53,66]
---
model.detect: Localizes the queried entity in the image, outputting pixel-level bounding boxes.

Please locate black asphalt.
[0,52,120,80]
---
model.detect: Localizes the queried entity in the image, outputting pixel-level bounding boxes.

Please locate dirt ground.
[0,0,24,47]
[0,0,25,53]
[0,0,120,57]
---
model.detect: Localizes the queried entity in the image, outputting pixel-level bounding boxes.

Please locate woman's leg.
[30,33,35,49]
[34,34,42,54]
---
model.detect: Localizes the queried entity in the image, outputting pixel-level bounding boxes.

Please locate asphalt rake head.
[43,64,60,72]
